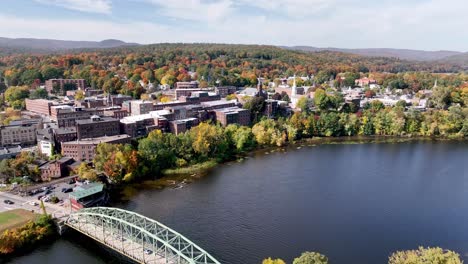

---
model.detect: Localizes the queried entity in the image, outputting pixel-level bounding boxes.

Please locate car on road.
[62,188,73,193]
[68,179,76,184]
[144,249,153,255]
[37,195,45,200]
[29,201,39,206]
[3,199,14,204]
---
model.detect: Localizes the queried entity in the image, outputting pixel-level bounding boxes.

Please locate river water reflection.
[5,140,468,264]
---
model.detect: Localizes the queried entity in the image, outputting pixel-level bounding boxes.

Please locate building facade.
[45,79,86,94]
[0,120,41,147]
[75,116,120,140]
[50,106,104,128]
[61,135,131,161]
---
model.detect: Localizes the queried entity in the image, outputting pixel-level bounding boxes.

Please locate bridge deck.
[67,222,177,264]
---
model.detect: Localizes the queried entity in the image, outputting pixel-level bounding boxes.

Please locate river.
[3,140,468,264]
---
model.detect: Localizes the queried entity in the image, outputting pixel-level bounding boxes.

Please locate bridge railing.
[66,207,220,264]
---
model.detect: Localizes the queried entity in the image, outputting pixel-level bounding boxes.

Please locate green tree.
[30,88,48,99]
[243,96,266,123]
[293,252,329,264]
[314,88,329,111]
[430,86,452,109]
[262,258,286,264]
[74,90,85,101]
[389,247,462,264]
[20,69,42,85]
[297,97,311,113]
[41,66,63,80]
[5,86,30,109]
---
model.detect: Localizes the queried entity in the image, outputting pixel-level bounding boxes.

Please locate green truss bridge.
[65,207,221,264]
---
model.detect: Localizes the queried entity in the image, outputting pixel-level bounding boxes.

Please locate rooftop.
[200,99,236,107]
[69,182,104,200]
[61,134,130,145]
[75,116,118,125]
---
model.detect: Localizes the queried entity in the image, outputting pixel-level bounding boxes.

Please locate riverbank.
[114,135,466,201]
[0,211,56,257]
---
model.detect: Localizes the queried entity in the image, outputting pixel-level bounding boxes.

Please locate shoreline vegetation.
[79,102,467,189]
[114,135,465,202]
[263,247,463,264]
[0,202,56,257]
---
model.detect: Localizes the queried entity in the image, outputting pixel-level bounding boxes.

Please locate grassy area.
[162,160,218,176]
[0,209,37,232]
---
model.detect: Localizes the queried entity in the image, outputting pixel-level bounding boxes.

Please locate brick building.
[175,81,199,89]
[127,100,154,116]
[45,79,86,94]
[54,127,77,146]
[175,88,203,98]
[61,134,131,161]
[76,116,120,140]
[215,86,237,98]
[214,107,250,127]
[0,119,41,147]
[169,118,199,135]
[39,157,75,181]
[50,106,104,128]
[25,99,54,116]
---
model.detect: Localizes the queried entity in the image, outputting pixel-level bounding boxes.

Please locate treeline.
[79,104,467,184]
[0,44,463,97]
[0,213,55,255]
[263,247,462,264]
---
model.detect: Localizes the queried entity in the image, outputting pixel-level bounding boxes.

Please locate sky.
[0,0,467,51]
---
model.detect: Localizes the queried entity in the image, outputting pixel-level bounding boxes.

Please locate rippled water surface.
[6,141,468,264]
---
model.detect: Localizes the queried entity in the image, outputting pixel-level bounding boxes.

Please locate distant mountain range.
[0,37,466,66]
[284,46,467,62]
[0,37,138,53]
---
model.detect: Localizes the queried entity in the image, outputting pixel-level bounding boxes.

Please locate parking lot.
[26,179,81,203]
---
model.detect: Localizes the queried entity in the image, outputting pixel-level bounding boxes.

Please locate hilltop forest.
[0,44,464,98]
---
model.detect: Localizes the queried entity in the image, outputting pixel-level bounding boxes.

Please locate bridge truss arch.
[66,207,220,264]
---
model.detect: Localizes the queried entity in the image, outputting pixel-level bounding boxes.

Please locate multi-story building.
[169,118,199,135]
[0,119,41,147]
[45,79,86,94]
[215,86,237,98]
[127,100,154,116]
[108,94,132,106]
[200,100,237,110]
[175,88,203,99]
[36,128,55,157]
[25,99,54,116]
[214,107,250,127]
[120,110,170,138]
[355,77,377,87]
[175,81,199,89]
[103,107,128,119]
[39,157,75,181]
[50,106,103,128]
[75,116,120,140]
[61,134,131,161]
[53,127,77,152]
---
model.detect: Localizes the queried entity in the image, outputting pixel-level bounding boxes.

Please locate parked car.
[45,190,52,195]
[68,179,76,184]
[29,201,38,206]
[62,188,73,193]
[37,195,45,200]
[3,199,14,204]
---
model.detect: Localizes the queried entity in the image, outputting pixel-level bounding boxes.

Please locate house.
[39,157,75,181]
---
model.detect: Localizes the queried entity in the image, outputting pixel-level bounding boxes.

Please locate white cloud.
[145,0,233,22]
[2,0,468,51]
[34,0,112,14]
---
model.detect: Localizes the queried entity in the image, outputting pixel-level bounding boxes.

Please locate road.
[0,190,70,217]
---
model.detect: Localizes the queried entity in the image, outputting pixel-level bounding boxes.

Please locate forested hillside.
[0,43,464,98]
